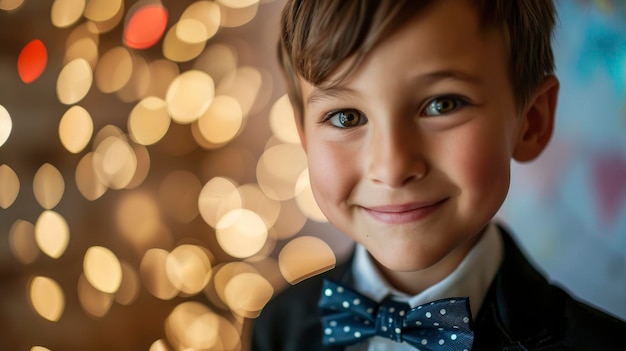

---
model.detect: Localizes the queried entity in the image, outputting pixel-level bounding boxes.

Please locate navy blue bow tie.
[318,280,474,350]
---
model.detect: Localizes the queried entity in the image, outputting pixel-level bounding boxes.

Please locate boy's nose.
[366,125,427,188]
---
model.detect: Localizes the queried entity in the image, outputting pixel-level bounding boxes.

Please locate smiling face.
[297,0,556,285]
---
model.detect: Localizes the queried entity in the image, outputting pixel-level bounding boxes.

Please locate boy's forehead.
[298,0,507,107]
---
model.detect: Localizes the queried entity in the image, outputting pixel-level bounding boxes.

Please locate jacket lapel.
[472,224,567,350]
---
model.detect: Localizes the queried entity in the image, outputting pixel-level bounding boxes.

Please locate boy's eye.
[325,109,367,128]
[423,96,467,116]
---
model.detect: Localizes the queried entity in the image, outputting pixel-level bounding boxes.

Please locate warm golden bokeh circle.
[9,220,39,264]
[59,105,94,154]
[29,276,65,322]
[0,164,19,209]
[35,210,70,259]
[166,70,215,124]
[0,104,12,147]
[57,58,93,105]
[33,163,65,210]
[83,246,123,294]
[128,96,170,145]
[278,236,336,285]
[51,0,86,28]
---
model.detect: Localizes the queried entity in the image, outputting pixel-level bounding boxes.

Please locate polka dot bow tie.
[318,280,474,350]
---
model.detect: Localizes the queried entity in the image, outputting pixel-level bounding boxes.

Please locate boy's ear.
[512,75,559,162]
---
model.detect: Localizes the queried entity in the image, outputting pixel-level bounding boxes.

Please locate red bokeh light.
[123,4,168,49]
[17,39,48,84]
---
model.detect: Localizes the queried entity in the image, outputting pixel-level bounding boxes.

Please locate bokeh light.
[59,105,94,153]
[278,236,336,285]
[95,46,133,93]
[92,134,138,189]
[0,104,12,147]
[216,208,268,258]
[269,94,299,144]
[196,95,243,146]
[0,164,19,209]
[165,244,213,295]
[124,2,168,49]
[198,176,241,228]
[84,0,123,22]
[149,339,172,351]
[165,70,214,124]
[115,261,141,305]
[34,210,70,259]
[218,0,260,9]
[89,1,124,34]
[9,220,39,264]
[29,276,65,322]
[65,23,100,68]
[17,39,47,84]
[223,272,273,318]
[126,143,151,188]
[165,301,219,350]
[140,248,179,300]
[117,54,150,102]
[217,0,259,28]
[51,0,85,28]
[128,96,171,145]
[271,198,307,240]
[238,183,281,229]
[0,0,25,11]
[295,169,327,222]
[77,273,114,318]
[194,43,238,85]
[33,163,65,210]
[66,22,100,50]
[178,1,220,43]
[256,143,308,201]
[75,152,108,201]
[216,66,262,117]
[84,246,123,294]
[210,261,258,310]
[56,58,93,105]
[162,23,206,62]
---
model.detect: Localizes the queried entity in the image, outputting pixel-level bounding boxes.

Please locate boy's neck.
[373,228,486,296]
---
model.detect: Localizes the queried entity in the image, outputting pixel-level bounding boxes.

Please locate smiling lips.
[361,198,448,224]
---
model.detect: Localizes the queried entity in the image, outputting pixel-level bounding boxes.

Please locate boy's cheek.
[307,148,356,210]
[452,139,512,212]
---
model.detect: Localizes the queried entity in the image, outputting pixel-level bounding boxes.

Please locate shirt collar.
[352,222,503,319]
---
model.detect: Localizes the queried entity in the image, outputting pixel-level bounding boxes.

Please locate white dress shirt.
[346,222,504,351]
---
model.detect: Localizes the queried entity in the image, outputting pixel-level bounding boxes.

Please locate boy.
[253,0,626,350]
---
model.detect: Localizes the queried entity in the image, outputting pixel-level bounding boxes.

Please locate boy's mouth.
[360,198,448,225]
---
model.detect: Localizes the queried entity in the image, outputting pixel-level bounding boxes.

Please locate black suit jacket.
[252,226,626,350]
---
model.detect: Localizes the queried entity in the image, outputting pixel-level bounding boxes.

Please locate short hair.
[278,0,556,119]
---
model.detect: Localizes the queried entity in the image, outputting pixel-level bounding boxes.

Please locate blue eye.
[325,109,367,128]
[423,96,467,116]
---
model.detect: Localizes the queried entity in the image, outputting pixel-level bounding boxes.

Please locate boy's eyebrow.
[306,86,356,108]
[305,69,483,108]
[414,69,484,86]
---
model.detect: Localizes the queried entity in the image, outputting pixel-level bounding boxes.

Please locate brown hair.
[278,0,556,118]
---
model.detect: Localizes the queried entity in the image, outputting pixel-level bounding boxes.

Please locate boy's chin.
[368,245,451,273]
[364,238,477,290]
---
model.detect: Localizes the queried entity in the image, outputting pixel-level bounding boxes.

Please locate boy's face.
[297,0,548,273]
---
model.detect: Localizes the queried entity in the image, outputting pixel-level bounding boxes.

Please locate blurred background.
[0,0,624,350]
